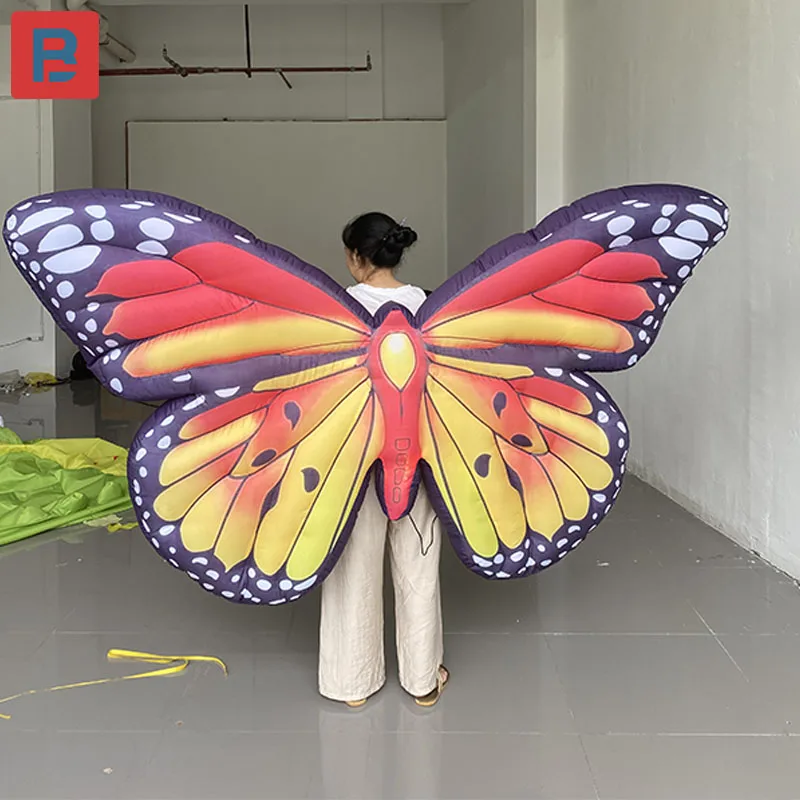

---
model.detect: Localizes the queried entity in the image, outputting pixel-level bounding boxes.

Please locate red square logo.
[11,11,99,100]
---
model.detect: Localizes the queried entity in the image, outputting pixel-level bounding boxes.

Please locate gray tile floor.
[2,384,800,799]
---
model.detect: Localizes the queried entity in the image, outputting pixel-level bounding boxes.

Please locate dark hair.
[342,212,418,269]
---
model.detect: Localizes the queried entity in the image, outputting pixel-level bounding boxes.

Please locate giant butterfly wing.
[414,184,729,578]
[3,190,385,604]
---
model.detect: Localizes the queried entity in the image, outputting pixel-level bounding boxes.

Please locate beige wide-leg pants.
[319,479,443,702]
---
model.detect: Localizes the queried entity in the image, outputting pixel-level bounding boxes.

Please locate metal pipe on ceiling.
[99,52,373,85]
[98,2,371,87]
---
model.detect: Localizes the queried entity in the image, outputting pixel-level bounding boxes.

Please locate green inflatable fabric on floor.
[0,427,132,546]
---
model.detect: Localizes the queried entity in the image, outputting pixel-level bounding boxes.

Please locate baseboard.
[627,459,800,584]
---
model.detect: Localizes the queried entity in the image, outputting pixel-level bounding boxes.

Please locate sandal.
[345,698,368,709]
[414,665,449,708]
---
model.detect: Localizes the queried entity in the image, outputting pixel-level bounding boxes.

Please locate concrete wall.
[563,0,800,577]
[443,0,533,274]
[93,3,446,188]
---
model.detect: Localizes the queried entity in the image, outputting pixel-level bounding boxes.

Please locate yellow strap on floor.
[0,648,227,720]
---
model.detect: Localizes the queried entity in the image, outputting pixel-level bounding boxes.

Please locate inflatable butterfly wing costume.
[3,185,728,605]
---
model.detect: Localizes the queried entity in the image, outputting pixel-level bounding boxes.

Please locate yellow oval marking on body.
[379,333,417,390]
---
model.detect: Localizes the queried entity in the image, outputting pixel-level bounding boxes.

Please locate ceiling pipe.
[100,51,373,84]
[99,5,370,88]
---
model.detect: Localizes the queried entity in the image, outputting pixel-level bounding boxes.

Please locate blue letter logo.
[33,28,77,83]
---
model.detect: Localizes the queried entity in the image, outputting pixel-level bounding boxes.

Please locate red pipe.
[101,57,372,78]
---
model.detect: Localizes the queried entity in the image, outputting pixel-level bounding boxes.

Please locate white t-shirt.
[346,283,427,316]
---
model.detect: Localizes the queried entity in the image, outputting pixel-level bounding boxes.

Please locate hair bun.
[384,225,418,252]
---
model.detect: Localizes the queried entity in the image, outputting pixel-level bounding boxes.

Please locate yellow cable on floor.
[0,648,227,720]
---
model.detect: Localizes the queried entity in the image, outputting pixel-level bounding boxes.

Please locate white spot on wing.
[658,237,702,261]
[44,245,101,274]
[110,378,123,393]
[294,576,318,591]
[652,218,671,235]
[18,207,73,235]
[607,215,635,235]
[140,218,175,241]
[56,281,74,299]
[215,387,239,399]
[164,212,194,225]
[136,241,168,256]
[6,214,17,231]
[91,220,115,242]
[38,224,84,253]
[675,220,710,242]
[609,235,633,249]
[687,203,724,227]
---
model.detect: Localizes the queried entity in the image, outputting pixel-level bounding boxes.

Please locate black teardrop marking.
[260,484,281,518]
[505,464,523,492]
[511,434,533,448]
[252,449,277,467]
[493,392,508,417]
[302,467,320,493]
[284,402,301,429]
[474,453,491,478]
